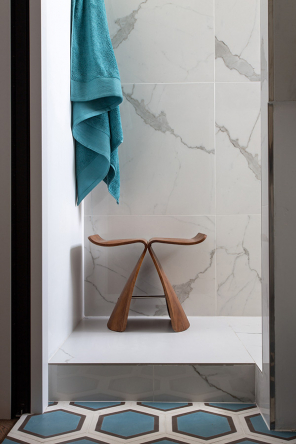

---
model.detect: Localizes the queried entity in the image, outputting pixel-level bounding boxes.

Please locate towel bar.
[88,233,207,333]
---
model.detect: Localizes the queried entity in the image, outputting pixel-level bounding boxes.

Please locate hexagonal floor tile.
[96,409,159,439]
[226,439,270,444]
[245,414,296,441]
[205,403,256,412]
[70,401,124,411]
[18,409,85,438]
[143,439,188,444]
[3,439,29,444]
[59,438,108,444]
[138,402,192,411]
[172,409,236,440]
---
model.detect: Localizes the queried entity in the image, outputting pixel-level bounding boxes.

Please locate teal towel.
[71,0,123,205]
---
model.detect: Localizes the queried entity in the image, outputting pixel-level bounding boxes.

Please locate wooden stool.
[88,233,207,333]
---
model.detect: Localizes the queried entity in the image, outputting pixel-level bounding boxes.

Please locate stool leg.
[148,245,190,332]
[107,246,148,332]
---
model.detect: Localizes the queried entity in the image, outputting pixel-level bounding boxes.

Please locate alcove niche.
[42,0,263,404]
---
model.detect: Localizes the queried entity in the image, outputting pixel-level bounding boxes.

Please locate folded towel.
[71,0,123,205]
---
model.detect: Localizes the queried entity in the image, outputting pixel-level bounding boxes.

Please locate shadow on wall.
[70,245,84,323]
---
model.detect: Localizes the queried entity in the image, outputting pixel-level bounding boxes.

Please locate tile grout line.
[84,214,262,217]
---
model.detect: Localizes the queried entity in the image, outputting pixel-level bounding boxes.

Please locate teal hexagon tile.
[205,403,256,412]
[95,409,159,439]
[138,402,192,412]
[70,401,124,411]
[142,439,189,444]
[245,414,296,441]
[226,439,270,444]
[172,410,236,440]
[18,410,85,439]
[3,439,32,444]
[58,438,108,444]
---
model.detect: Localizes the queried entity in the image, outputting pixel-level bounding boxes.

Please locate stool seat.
[88,232,207,333]
[89,234,147,247]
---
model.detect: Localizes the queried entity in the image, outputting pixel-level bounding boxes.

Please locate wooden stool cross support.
[88,233,207,333]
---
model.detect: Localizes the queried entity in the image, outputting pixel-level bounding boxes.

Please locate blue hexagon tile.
[245,414,296,441]
[95,409,159,439]
[172,410,236,440]
[18,410,85,439]
[225,440,270,444]
[3,438,35,444]
[4,402,296,444]
[141,439,190,444]
[137,402,193,412]
[70,402,125,412]
[205,404,256,413]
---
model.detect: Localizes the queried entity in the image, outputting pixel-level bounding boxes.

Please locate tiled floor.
[4,402,296,444]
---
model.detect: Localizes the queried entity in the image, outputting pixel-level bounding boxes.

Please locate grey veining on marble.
[84,216,216,317]
[216,215,261,316]
[123,89,214,155]
[215,0,260,82]
[86,83,215,217]
[154,364,255,402]
[216,114,261,181]
[171,249,215,313]
[111,0,148,50]
[83,0,262,317]
[216,38,260,82]
[216,83,261,216]
[105,0,214,83]
[49,364,255,403]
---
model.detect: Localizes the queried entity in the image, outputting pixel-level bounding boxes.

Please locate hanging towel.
[71,0,123,205]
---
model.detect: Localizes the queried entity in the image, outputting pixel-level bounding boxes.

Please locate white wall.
[42,0,84,360]
[0,0,11,420]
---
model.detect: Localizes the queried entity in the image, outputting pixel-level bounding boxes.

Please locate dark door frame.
[11,0,31,418]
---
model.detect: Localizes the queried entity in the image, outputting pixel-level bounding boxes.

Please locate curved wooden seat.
[89,234,148,248]
[147,233,206,333]
[148,233,207,247]
[89,232,207,333]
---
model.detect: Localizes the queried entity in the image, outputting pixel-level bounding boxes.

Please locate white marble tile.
[228,316,262,334]
[49,317,255,364]
[49,365,155,402]
[154,364,255,403]
[85,83,215,217]
[216,215,261,316]
[215,0,260,82]
[215,83,261,215]
[84,215,215,317]
[236,332,262,370]
[105,0,214,83]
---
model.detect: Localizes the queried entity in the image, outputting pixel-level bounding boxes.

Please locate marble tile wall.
[49,364,255,402]
[84,0,262,317]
